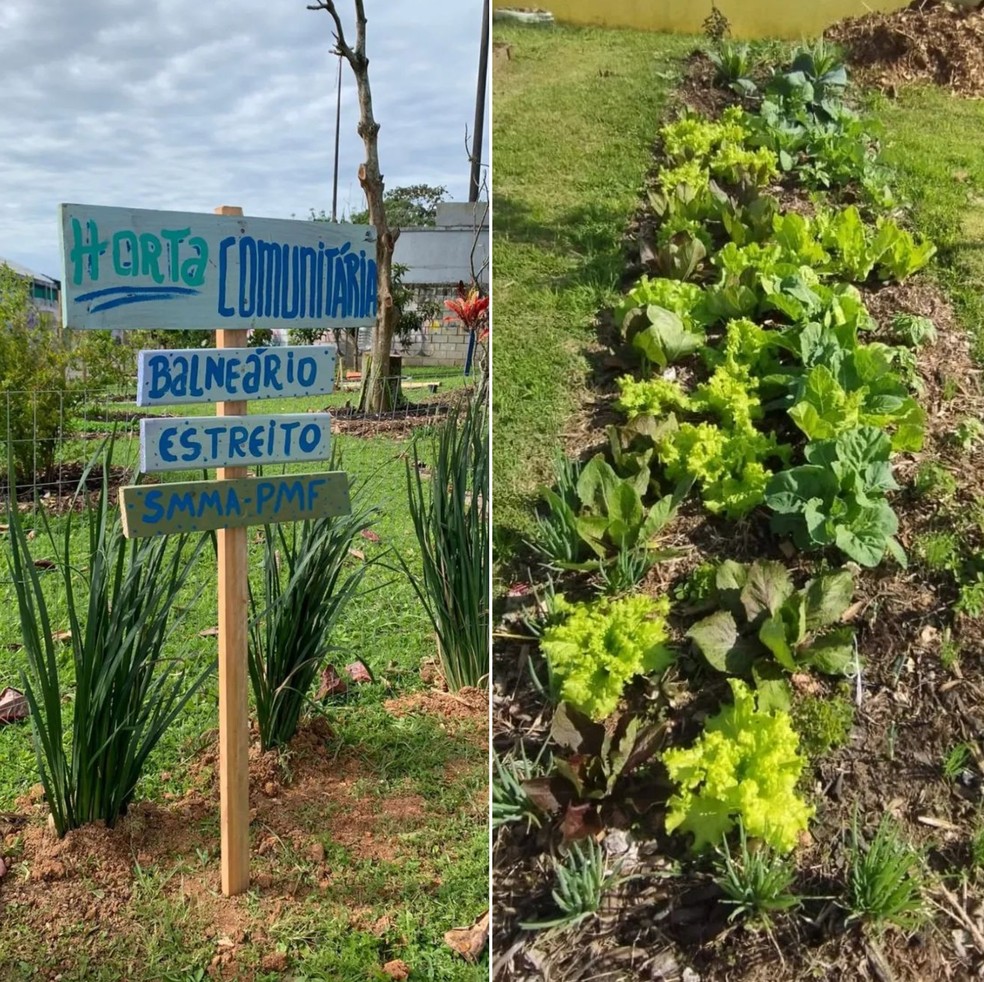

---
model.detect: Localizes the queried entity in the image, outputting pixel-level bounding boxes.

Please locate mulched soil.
[493,52,984,982]
[826,0,984,95]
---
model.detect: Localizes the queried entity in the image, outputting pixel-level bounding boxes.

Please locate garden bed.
[493,33,984,982]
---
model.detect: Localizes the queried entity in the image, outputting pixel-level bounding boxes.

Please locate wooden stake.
[214,204,250,896]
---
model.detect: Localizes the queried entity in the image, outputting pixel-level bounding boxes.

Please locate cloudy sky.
[0,0,488,279]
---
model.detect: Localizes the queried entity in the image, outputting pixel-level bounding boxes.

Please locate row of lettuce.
[509,48,939,863]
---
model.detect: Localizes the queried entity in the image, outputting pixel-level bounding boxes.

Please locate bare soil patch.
[0,703,485,980]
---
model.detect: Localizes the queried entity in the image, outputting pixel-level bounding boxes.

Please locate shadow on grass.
[494,193,631,293]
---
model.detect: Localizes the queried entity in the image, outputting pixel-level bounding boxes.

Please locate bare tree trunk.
[308,0,401,412]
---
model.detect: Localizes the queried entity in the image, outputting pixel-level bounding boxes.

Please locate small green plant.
[913,531,961,574]
[402,398,489,690]
[555,453,690,560]
[956,573,984,619]
[519,837,623,931]
[540,594,674,720]
[846,814,925,932]
[890,313,936,349]
[709,41,756,96]
[248,472,379,751]
[942,743,972,782]
[663,679,813,853]
[6,441,213,835]
[954,418,984,454]
[530,455,590,566]
[913,461,957,500]
[594,545,654,596]
[714,820,801,926]
[766,427,906,568]
[942,376,960,401]
[674,562,717,605]
[792,691,855,759]
[687,559,858,680]
[940,629,960,671]
[492,748,544,830]
[969,819,984,873]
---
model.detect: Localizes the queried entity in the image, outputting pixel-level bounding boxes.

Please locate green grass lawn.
[871,85,984,358]
[491,23,696,549]
[0,397,487,980]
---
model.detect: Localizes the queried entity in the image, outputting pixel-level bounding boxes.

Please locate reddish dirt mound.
[826,0,984,94]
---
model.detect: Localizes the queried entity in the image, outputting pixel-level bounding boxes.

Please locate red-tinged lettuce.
[662,678,813,853]
[540,594,675,722]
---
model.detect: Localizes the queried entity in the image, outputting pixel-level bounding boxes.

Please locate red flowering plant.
[444,281,489,341]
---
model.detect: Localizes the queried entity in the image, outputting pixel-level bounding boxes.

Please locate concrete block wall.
[335,283,480,370]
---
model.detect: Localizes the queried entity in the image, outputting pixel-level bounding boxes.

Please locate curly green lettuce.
[691,364,763,431]
[540,595,675,721]
[616,375,692,420]
[657,421,786,518]
[662,679,813,853]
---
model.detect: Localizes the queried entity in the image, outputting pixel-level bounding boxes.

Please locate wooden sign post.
[60,200,375,897]
[214,205,250,896]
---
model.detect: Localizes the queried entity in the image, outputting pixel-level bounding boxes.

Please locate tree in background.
[307,0,402,413]
[349,184,448,228]
[0,263,73,479]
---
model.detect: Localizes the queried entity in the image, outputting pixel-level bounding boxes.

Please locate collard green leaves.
[687,559,857,681]
[765,427,904,568]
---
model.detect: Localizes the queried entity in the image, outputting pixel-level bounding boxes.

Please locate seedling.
[714,821,801,927]
[846,814,925,932]
[913,461,957,501]
[942,743,972,782]
[913,531,961,574]
[954,417,984,454]
[956,573,984,619]
[519,837,623,931]
[492,747,545,831]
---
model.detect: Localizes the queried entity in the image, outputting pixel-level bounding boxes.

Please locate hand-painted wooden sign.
[59,203,376,331]
[137,345,337,406]
[139,413,332,473]
[119,472,350,537]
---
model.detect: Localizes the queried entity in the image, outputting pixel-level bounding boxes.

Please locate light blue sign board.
[137,345,337,407]
[139,413,332,473]
[119,472,351,538]
[59,203,376,331]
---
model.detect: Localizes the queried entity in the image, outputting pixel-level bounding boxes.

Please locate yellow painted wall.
[492,0,909,40]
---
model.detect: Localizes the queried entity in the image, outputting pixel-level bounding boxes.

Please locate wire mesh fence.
[0,368,478,508]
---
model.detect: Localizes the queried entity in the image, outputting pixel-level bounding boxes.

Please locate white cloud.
[0,0,488,278]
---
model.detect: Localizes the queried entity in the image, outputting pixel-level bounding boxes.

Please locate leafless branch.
[305,0,357,66]
[468,170,490,291]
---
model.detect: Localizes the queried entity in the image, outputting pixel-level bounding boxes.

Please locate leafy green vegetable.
[574,454,688,558]
[631,305,705,369]
[765,426,905,567]
[616,375,691,419]
[787,363,924,451]
[663,679,813,853]
[687,559,857,679]
[541,595,675,721]
[890,313,936,349]
[658,421,788,519]
[615,276,706,333]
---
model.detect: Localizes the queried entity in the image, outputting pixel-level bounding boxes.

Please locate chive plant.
[5,445,213,835]
[248,477,379,751]
[401,397,489,691]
